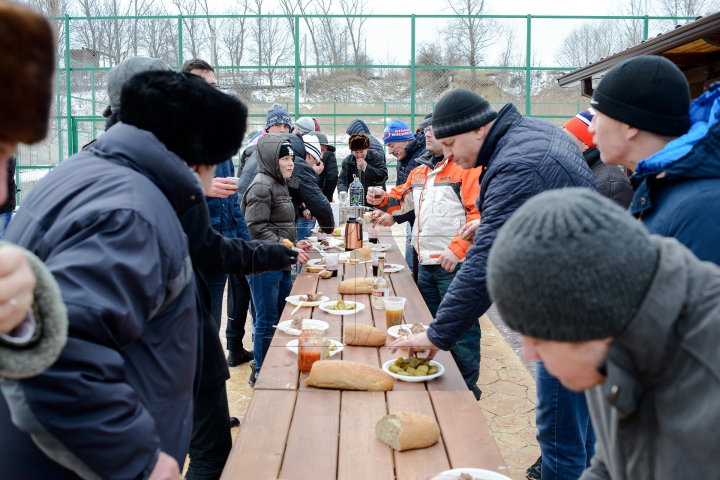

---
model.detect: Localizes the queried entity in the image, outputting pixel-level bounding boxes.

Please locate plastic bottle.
[371,258,389,310]
[349,174,364,207]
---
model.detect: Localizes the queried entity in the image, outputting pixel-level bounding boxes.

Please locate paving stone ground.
[211,225,540,479]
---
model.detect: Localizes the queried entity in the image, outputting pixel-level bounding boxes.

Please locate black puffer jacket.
[242,135,297,261]
[584,147,633,209]
[337,148,388,196]
[319,150,338,202]
[428,104,598,350]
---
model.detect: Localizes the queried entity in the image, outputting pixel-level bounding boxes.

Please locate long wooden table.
[221,231,507,480]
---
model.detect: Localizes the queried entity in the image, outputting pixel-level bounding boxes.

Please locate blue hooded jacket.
[428,104,597,350]
[206,159,251,241]
[630,83,720,265]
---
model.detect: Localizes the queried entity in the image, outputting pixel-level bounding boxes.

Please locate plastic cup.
[326,253,339,277]
[383,296,406,329]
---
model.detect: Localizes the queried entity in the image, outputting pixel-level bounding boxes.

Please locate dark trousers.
[226,274,254,353]
[418,263,482,400]
[199,272,227,330]
[186,383,233,480]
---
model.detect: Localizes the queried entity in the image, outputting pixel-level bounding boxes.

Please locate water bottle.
[349,175,364,207]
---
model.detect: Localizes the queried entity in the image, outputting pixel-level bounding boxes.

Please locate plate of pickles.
[381,357,445,382]
[318,299,365,315]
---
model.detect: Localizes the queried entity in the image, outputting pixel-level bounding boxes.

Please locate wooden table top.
[221,231,508,480]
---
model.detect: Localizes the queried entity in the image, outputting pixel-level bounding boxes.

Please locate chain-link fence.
[15,13,692,204]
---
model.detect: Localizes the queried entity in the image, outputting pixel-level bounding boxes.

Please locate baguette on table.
[305,360,393,391]
[338,277,376,294]
[344,323,387,346]
[375,412,440,451]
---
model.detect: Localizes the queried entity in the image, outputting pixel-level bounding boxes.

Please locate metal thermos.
[345,216,363,251]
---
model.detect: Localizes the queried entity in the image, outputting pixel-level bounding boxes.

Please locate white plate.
[307,258,329,267]
[383,264,405,273]
[370,244,392,252]
[286,339,344,356]
[437,468,512,480]
[382,359,445,382]
[276,319,330,335]
[319,300,366,315]
[285,295,330,307]
[316,238,344,250]
[387,324,429,338]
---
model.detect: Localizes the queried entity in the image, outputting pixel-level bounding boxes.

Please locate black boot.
[526,456,541,479]
[227,348,254,367]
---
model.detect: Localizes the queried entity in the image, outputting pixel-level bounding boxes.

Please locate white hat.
[302,134,322,163]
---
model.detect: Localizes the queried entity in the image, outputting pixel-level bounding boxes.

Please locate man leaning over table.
[388,89,597,480]
[367,122,483,399]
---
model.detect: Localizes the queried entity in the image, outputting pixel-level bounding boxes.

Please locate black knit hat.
[121,70,248,165]
[431,89,498,139]
[487,188,659,342]
[591,56,690,136]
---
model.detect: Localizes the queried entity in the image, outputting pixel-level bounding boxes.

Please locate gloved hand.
[251,243,299,272]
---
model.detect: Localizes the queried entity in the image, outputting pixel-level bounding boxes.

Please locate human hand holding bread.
[389,331,440,360]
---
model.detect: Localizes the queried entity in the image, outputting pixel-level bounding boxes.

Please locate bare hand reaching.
[388,331,440,360]
[206,178,238,198]
[458,219,480,242]
[147,452,182,480]
[0,246,36,335]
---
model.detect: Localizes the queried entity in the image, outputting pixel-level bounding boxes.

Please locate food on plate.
[338,277,376,294]
[344,323,387,346]
[299,292,324,302]
[282,238,294,248]
[304,360,394,391]
[325,299,356,311]
[290,315,304,331]
[321,238,331,246]
[301,327,325,337]
[388,357,439,377]
[306,266,325,273]
[410,323,426,335]
[318,270,333,279]
[375,412,440,451]
[333,227,341,236]
[349,247,373,262]
[421,474,478,480]
[316,257,327,265]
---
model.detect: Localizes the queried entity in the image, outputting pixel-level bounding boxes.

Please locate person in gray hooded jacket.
[487,188,720,480]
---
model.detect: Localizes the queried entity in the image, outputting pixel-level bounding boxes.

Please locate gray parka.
[241,134,296,251]
[581,236,720,480]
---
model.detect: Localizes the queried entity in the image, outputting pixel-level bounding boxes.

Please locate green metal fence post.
[333,102,337,147]
[91,70,96,138]
[525,14,532,117]
[410,14,416,131]
[643,15,649,40]
[65,14,72,158]
[294,15,300,120]
[178,15,183,67]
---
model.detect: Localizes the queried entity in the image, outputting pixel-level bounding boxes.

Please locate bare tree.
[141,5,178,65]
[220,2,249,85]
[315,0,347,65]
[658,0,720,16]
[557,20,620,68]
[339,0,369,64]
[171,0,206,61]
[26,0,69,51]
[442,0,497,90]
[244,0,294,87]
[613,0,653,47]
[196,0,218,65]
[128,0,156,57]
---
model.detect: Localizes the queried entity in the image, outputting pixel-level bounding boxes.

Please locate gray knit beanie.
[487,188,659,342]
[107,57,171,112]
[431,89,498,139]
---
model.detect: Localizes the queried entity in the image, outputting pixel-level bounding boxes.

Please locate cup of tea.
[383,296,406,329]
[325,253,339,277]
[226,176,240,194]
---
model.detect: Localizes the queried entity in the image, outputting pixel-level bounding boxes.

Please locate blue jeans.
[536,361,596,480]
[418,263,482,400]
[405,223,413,270]
[199,272,228,330]
[296,217,316,242]
[0,212,12,239]
[247,270,292,370]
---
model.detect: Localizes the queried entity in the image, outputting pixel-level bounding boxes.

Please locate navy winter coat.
[206,159,249,239]
[428,104,598,350]
[0,123,199,479]
[630,83,720,266]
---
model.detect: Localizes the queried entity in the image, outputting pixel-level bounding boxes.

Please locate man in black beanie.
[389,88,598,480]
[0,70,296,480]
[589,56,720,267]
[487,188,720,480]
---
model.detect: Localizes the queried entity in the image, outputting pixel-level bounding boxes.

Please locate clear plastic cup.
[383,296,406,329]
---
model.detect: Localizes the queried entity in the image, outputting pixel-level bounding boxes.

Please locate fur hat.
[0,2,55,144]
[121,71,248,165]
[349,133,370,151]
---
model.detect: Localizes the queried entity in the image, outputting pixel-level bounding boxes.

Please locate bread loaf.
[306,266,325,273]
[305,360,393,391]
[338,277,376,294]
[344,323,387,346]
[282,238,294,248]
[318,270,333,279]
[375,412,440,451]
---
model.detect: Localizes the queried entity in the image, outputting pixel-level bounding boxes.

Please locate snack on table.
[389,357,439,377]
[338,277,376,294]
[410,323,426,335]
[306,266,325,273]
[375,412,440,451]
[349,247,373,262]
[344,323,387,346]
[396,327,427,353]
[304,360,394,391]
[282,238,294,248]
[326,299,356,311]
[318,270,333,279]
[290,315,304,331]
[299,292,323,302]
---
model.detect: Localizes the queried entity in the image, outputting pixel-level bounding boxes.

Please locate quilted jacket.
[428,104,597,350]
